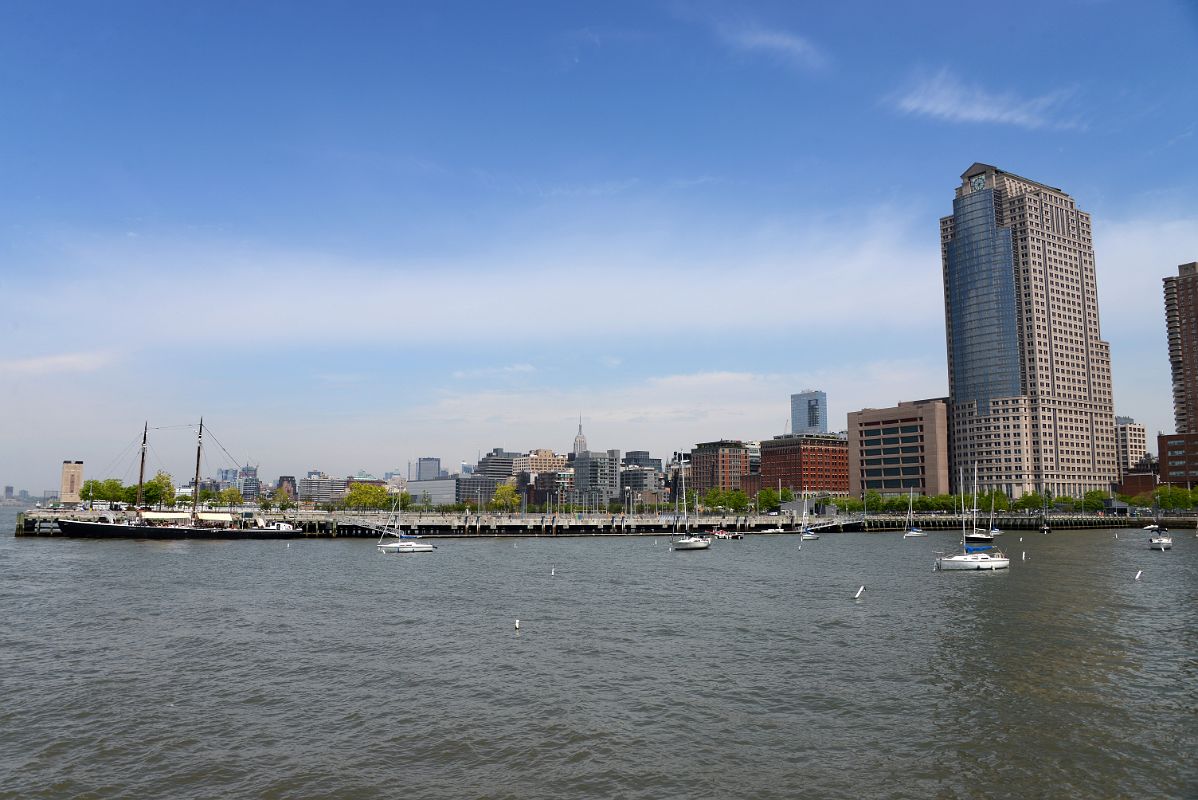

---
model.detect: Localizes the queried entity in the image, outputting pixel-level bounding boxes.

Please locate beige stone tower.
[941,164,1117,499]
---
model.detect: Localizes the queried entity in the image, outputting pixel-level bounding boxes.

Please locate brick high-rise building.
[941,164,1117,498]
[1164,262,1198,432]
[689,440,750,495]
[758,434,848,495]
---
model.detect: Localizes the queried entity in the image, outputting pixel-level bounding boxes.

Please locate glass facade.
[791,390,828,434]
[945,189,1020,415]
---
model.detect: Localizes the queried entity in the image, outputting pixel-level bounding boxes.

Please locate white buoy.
[551,566,555,576]
[1022,551,1026,561]
[515,619,520,630]
[1019,537,1023,543]
[1114,532,1118,539]
[854,585,865,600]
[1135,570,1142,581]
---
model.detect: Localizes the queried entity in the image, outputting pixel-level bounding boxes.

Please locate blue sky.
[2,0,1196,490]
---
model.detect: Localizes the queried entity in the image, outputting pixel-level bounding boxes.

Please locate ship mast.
[135,422,148,507]
[191,418,203,522]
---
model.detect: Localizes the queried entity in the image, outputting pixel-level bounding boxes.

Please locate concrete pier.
[13,508,1149,538]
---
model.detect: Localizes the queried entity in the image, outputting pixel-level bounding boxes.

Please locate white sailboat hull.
[378,540,435,553]
[935,552,1010,570]
[672,536,711,550]
[1149,536,1172,550]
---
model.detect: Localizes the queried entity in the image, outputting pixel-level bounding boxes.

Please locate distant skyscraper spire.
[573,415,588,455]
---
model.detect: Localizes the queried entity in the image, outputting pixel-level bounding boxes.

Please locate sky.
[2,0,1196,491]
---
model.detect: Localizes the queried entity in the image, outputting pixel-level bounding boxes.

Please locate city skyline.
[2,2,1196,488]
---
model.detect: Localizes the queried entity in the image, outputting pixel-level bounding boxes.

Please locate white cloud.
[1094,214,1198,442]
[452,363,537,379]
[0,352,114,376]
[716,23,827,71]
[891,69,1081,130]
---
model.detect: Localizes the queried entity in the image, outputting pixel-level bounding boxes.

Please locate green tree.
[271,487,294,511]
[144,471,175,508]
[1155,485,1191,510]
[757,488,781,513]
[703,488,725,510]
[198,488,217,505]
[258,493,274,511]
[344,483,390,509]
[491,484,520,512]
[1080,490,1107,513]
[1013,491,1047,512]
[726,489,749,512]
[862,490,882,512]
[780,488,794,503]
[218,487,243,507]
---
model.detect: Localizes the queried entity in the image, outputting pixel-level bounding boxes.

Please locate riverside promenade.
[14,508,1138,538]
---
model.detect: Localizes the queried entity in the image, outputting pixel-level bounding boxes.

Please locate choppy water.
[2,507,1195,799]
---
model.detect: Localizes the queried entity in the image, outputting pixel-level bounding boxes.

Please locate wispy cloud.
[0,352,113,376]
[452,363,537,380]
[715,23,827,71]
[890,69,1082,130]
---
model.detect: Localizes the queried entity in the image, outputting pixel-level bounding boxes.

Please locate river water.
[1,507,1195,799]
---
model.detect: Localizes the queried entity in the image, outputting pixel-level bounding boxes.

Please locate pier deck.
[13,509,1145,539]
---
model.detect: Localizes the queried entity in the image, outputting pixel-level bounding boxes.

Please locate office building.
[689,441,750,495]
[622,451,663,473]
[297,475,350,504]
[513,449,567,476]
[1158,432,1198,487]
[5,486,13,499]
[416,458,441,481]
[59,461,83,504]
[791,390,828,435]
[477,448,521,479]
[573,449,621,504]
[1164,262,1198,432]
[847,399,950,497]
[457,474,502,507]
[1114,417,1149,481]
[406,477,458,507]
[941,163,1117,497]
[758,434,849,495]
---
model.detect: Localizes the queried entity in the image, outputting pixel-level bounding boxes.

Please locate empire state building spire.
[573,416,587,456]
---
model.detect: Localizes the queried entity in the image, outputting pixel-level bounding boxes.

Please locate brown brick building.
[758,434,848,495]
[689,440,750,495]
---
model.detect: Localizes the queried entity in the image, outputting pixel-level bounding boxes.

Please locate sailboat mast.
[135,422,148,507]
[191,418,203,521]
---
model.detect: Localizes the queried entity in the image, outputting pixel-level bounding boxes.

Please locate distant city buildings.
[4,486,12,499]
[237,464,260,501]
[59,461,83,504]
[942,163,1116,497]
[847,399,949,497]
[791,390,827,435]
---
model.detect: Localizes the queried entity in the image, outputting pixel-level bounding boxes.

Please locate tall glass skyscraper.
[791,390,827,435]
[941,164,1117,498]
